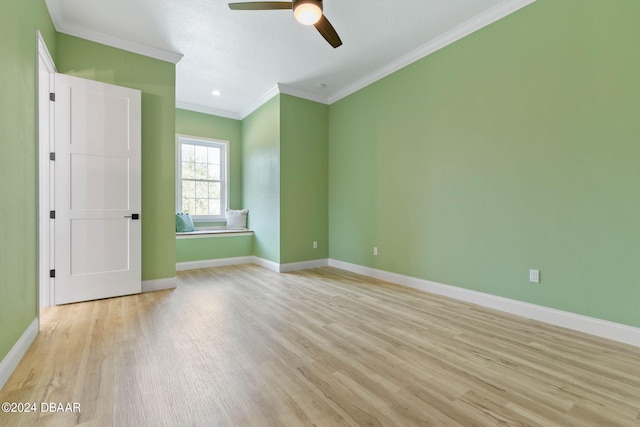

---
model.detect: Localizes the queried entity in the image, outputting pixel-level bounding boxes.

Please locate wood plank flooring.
[1,264,639,426]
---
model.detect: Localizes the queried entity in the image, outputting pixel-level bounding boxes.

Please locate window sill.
[176,229,253,239]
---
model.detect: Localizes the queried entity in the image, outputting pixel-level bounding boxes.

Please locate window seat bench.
[176,229,254,266]
[176,229,253,239]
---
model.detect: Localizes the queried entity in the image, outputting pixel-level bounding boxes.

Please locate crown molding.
[45,0,183,64]
[179,84,329,121]
[277,84,329,105]
[328,0,537,104]
[239,85,280,119]
[57,22,183,64]
[180,83,330,121]
[176,101,242,120]
[239,83,330,120]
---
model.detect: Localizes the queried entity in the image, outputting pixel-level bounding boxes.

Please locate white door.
[54,74,141,305]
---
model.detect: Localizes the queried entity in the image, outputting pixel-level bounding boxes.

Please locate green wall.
[175,108,252,261]
[242,96,281,262]
[239,94,329,265]
[0,0,56,362]
[55,34,177,282]
[280,95,329,263]
[329,0,640,327]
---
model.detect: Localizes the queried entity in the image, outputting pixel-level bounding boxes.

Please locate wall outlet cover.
[529,269,540,283]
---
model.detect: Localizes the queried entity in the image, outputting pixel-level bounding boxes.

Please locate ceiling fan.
[228,0,343,48]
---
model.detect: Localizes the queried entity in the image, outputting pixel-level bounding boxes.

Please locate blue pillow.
[176,213,195,232]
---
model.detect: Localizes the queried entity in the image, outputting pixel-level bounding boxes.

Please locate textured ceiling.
[44,0,534,118]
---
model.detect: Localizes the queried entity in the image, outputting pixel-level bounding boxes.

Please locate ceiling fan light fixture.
[294,1,322,26]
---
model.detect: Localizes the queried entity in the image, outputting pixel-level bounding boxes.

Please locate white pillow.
[226,209,248,230]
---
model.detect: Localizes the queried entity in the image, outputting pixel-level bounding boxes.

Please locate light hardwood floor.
[1,265,639,426]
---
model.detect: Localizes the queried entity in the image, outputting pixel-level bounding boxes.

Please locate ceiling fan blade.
[314,15,342,48]
[229,2,292,10]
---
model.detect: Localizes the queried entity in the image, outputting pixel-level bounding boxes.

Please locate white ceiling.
[45,0,535,119]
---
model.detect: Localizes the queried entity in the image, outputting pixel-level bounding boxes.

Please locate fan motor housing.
[294,0,323,12]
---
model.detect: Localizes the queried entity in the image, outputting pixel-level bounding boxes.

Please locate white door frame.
[37,30,56,310]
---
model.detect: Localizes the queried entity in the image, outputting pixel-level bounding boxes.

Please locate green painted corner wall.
[55,33,176,281]
[176,96,329,265]
[242,96,281,263]
[328,0,640,327]
[280,95,329,263]
[0,0,56,362]
[175,108,251,261]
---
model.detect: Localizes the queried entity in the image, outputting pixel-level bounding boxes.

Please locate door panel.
[70,154,130,210]
[70,219,130,275]
[73,91,132,155]
[54,74,141,305]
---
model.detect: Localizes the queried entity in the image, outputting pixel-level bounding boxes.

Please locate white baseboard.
[176,256,254,271]
[251,256,281,272]
[176,255,280,273]
[279,258,329,273]
[328,259,640,348]
[176,256,329,274]
[252,257,328,273]
[0,318,38,391]
[142,277,177,293]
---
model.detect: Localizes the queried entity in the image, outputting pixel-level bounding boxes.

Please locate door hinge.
[49,92,55,102]
[49,269,55,278]
[49,210,55,219]
[49,152,55,161]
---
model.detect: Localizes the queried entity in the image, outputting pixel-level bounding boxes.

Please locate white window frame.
[176,134,229,222]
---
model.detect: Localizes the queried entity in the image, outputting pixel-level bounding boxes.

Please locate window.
[176,135,228,221]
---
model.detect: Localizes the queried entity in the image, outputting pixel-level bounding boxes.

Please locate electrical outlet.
[529,269,540,283]
[312,241,318,249]
[373,246,378,256]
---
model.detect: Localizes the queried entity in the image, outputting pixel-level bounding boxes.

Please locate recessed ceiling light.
[211,90,221,96]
